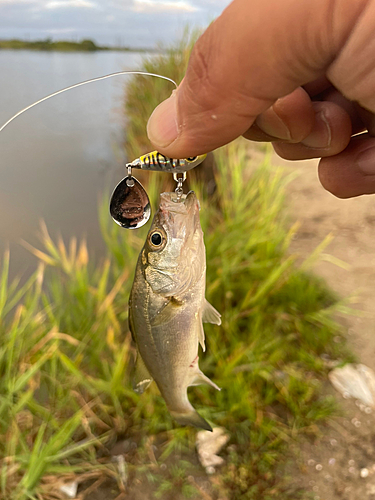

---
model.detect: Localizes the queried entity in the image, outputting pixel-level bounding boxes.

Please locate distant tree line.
[0,38,148,52]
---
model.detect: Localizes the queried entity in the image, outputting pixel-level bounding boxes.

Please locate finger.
[245,86,370,144]
[303,76,332,97]
[272,101,352,160]
[353,104,375,136]
[147,0,368,157]
[303,82,372,135]
[316,87,367,134]
[328,0,375,111]
[318,134,375,198]
[243,87,315,142]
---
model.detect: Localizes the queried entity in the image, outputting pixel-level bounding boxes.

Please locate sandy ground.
[283,156,375,367]
[279,155,375,500]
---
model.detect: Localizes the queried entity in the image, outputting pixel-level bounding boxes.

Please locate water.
[0,50,147,279]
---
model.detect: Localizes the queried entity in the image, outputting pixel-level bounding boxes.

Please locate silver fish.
[129,190,221,431]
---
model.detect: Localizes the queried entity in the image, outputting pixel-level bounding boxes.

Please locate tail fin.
[170,409,212,431]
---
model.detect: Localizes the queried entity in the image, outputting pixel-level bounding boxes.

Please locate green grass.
[0,33,354,500]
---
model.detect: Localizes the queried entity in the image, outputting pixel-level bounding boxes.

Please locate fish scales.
[129,191,221,431]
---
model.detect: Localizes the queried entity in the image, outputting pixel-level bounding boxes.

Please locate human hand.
[147,0,375,198]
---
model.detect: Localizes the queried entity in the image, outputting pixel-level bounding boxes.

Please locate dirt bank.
[280,155,375,500]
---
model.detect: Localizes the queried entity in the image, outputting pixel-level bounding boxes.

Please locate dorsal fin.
[202,299,221,325]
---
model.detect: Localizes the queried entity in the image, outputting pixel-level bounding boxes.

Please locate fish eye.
[151,232,162,246]
[148,229,166,250]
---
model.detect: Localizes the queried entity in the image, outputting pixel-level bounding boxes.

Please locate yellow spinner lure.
[109,151,206,229]
[132,151,205,173]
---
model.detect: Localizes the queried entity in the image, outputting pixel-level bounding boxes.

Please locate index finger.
[147,0,368,157]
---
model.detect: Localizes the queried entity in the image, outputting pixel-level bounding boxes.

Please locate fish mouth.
[159,190,199,215]
[156,191,199,235]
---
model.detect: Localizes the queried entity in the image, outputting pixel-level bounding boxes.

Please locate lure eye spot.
[151,232,162,246]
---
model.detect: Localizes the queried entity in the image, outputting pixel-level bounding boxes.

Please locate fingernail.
[357,146,375,175]
[301,110,331,149]
[255,107,291,140]
[147,94,179,148]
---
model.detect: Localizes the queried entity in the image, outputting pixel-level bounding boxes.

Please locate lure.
[109,152,206,229]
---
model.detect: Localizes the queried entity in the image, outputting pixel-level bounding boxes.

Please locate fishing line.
[0,69,205,229]
[0,70,177,133]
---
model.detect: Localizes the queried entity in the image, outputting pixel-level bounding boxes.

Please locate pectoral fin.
[202,299,221,325]
[133,350,153,394]
[151,299,180,327]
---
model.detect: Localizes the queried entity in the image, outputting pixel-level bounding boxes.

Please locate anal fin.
[133,350,153,394]
[190,369,221,391]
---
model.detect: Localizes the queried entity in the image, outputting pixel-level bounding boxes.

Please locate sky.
[0,0,232,48]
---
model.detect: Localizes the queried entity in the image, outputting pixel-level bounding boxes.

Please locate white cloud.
[133,0,199,13]
[0,0,38,3]
[46,27,75,33]
[45,0,98,9]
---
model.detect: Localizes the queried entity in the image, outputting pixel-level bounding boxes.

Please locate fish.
[129,190,221,431]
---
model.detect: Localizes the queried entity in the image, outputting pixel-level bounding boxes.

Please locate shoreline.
[0,38,159,53]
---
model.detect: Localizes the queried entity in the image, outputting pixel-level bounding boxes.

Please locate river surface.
[0,50,147,279]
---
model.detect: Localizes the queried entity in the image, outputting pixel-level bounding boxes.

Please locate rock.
[113,455,127,487]
[361,468,370,478]
[328,364,375,407]
[196,427,230,473]
[59,481,78,499]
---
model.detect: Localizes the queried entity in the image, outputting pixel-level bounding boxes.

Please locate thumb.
[147,0,367,158]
